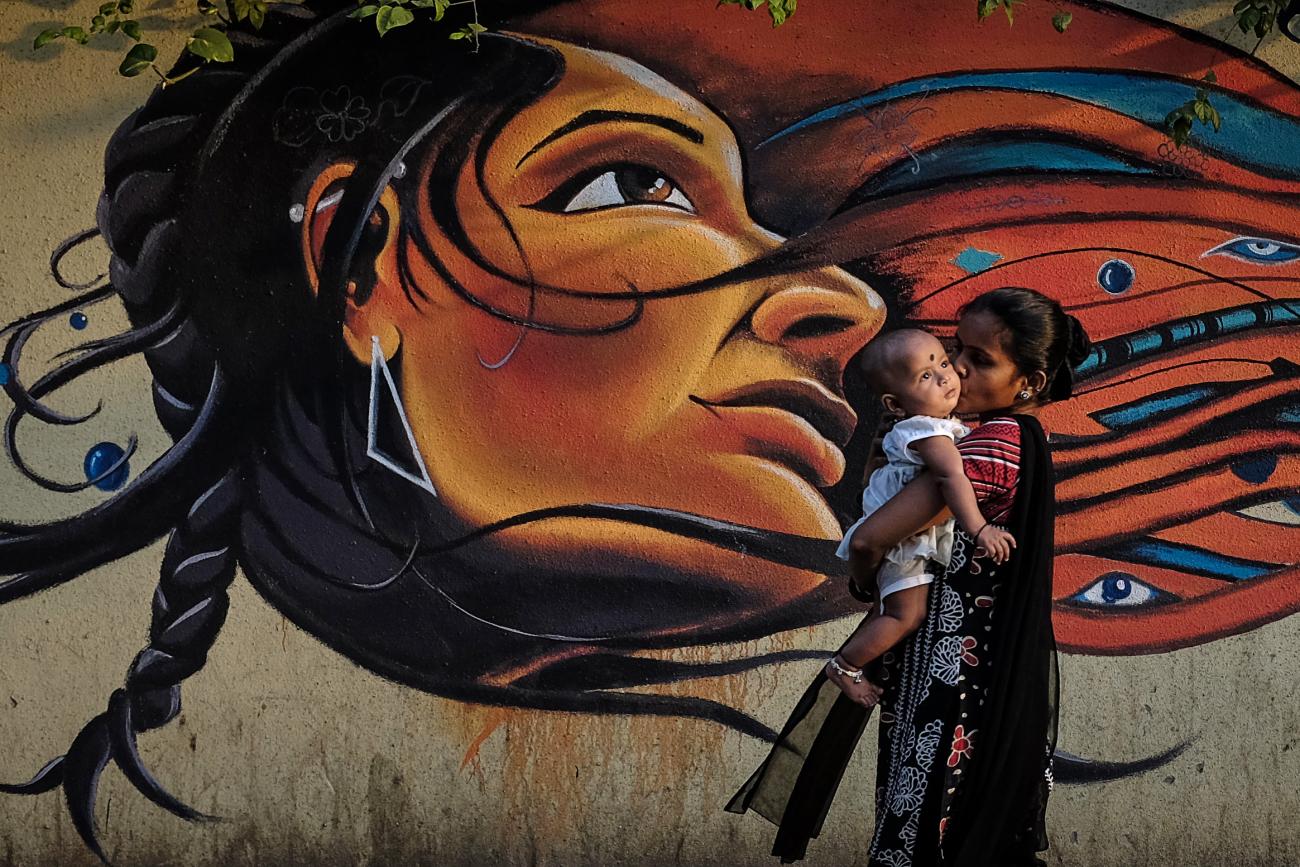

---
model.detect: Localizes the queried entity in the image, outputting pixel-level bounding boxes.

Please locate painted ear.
[881,393,903,416]
[298,161,404,363]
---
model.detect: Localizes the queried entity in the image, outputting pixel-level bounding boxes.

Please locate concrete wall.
[1,0,1297,864]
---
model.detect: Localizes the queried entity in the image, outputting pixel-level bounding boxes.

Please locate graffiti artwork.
[1,0,1297,860]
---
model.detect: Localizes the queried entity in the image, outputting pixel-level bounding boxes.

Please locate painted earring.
[1018,389,1032,400]
[367,335,437,496]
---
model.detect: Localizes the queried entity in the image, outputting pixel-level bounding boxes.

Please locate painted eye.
[550,164,694,214]
[1203,236,1300,264]
[1236,497,1300,526]
[1070,571,1169,608]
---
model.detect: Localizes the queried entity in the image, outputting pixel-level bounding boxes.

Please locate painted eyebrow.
[517,109,705,168]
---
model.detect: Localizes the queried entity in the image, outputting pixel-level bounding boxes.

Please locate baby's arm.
[848,473,948,569]
[910,435,1015,564]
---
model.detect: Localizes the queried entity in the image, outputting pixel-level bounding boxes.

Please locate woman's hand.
[975,524,1016,564]
[824,657,884,708]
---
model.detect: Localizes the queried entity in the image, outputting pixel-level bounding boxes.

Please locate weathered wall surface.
[1,0,1297,865]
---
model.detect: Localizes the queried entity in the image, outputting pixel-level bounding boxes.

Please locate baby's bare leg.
[839,584,929,669]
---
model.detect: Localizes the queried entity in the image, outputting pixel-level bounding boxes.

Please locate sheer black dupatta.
[947,414,1058,865]
[724,669,876,862]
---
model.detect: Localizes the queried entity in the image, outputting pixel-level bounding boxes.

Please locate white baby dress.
[835,415,971,600]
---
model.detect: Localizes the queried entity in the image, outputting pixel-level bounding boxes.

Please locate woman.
[728,287,1091,866]
[0,1,884,858]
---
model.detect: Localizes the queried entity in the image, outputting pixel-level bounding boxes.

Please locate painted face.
[304,39,884,621]
[882,332,960,419]
[950,311,1031,416]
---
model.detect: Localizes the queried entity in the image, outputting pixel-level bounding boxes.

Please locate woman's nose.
[749,269,884,373]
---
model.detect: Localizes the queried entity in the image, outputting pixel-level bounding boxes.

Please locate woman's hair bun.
[1064,314,1092,369]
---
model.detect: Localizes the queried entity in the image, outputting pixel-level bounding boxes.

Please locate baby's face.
[887,333,960,418]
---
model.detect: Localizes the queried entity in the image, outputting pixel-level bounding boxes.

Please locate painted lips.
[691,378,857,488]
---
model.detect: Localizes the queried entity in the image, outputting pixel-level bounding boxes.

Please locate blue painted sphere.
[84,442,130,492]
[1097,259,1135,295]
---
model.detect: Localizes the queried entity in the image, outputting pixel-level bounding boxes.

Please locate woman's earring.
[1018,389,1032,401]
[367,336,437,496]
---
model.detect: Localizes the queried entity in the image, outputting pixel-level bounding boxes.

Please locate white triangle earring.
[367,335,437,497]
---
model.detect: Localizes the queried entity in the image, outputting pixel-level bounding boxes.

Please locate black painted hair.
[0,1,873,858]
[960,286,1092,402]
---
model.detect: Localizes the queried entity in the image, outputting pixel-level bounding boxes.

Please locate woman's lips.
[690,379,857,488]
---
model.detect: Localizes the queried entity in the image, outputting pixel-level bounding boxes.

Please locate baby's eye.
[533,163,695,214]
[921,371,932,380]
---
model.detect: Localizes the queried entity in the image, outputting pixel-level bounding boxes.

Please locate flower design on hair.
[316,86,372,142]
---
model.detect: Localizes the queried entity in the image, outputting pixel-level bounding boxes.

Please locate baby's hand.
[976,524,1016,564]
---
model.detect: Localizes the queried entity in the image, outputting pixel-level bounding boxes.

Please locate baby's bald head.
[859,329,938,394]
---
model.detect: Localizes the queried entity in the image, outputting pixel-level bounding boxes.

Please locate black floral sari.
[728,414,1058,867]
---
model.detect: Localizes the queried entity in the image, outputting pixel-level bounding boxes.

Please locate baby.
[825,329,1014,692]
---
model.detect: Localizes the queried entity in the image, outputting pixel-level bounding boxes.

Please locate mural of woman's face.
[302,38,884,619]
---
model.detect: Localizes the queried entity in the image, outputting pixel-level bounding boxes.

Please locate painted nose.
[750,270,884,373]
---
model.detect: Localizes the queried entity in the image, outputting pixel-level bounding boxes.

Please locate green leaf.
[197,0,219,14]
[1192,100,1210,122]
[91,14,107,32]
[122,19,142,40]
[100,2,118,14]
[1052,11,1072,31]
[61,25,89,44]
[349,4,379,17]
[118,41,156,76]
[107,19,121,33]
[249,1,266,28]
[1202,69,1217,83]
[187,26,234,62]
[1169,115,1192,148]
[117,0,134,13]
[467,22,487,32]
[375,4,415,35]
[1208,105,1222,131]
[767,0,796,26]
[33,28,62,49]
[410,0,450,15]
[977,0,997,20]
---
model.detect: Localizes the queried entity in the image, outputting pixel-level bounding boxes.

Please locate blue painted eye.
[1097,259,1135,294]
[1070,571,1169,608]
[1203,236,1300,265]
